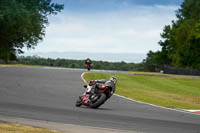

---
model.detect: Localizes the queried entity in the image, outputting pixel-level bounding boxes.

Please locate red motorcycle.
[76,77,117,109]
[85,58,92,71]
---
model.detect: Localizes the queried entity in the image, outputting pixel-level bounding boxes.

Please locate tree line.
[143,0,200,71]
[17,56,145,71]
[0,0,63,63]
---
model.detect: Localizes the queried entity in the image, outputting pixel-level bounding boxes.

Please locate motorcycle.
[76,77,117,109]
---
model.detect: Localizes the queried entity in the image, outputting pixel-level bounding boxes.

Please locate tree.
[177,0,200,21]
[143,51,160,71]
[172,0,200,68]
[0,0,63,62]
[144,0,200,70]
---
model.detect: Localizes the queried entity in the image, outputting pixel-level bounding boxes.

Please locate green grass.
[0,64,45,68]
[83,72,200,109]
[0,122,61,133]
[129,71,200,79]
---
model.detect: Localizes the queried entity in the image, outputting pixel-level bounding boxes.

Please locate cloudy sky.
[24,0,183,54]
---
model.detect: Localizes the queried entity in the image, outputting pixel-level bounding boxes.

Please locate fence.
[163,65,200,76]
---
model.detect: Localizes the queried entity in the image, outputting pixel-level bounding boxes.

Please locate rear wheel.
[89,93,106,109]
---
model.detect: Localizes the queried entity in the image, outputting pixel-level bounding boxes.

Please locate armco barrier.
[163,65,200,76]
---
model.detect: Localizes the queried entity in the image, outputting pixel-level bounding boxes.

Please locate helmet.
[105,76,117,87]
[109,76,117,82]
[89,80,95,85]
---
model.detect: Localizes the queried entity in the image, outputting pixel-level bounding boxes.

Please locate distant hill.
[22,52,146,63]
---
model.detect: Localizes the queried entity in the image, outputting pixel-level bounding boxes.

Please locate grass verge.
[83,72,200,109]
[0,122,61,133]
[0,64,45,68]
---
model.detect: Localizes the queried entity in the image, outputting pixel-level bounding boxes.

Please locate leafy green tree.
[143,51,161,71]
[0,0,63,62]
[177,0,200,21]
[145,0,200,70]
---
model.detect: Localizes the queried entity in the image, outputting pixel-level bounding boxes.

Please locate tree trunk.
[0,40,12,64]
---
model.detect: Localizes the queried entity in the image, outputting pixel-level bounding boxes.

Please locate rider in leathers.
[86,77,117,97]
[85,58,92,66]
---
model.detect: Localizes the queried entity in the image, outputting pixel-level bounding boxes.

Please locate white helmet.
[105,76,117,87]
[109,76,117,82]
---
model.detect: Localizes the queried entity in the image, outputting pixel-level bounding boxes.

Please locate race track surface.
[0,67,200,133]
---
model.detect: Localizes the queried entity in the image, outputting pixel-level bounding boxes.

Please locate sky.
[24,0,183,55]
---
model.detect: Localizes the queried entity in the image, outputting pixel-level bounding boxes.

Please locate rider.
[85,58,92,67]
[86,77,117,96]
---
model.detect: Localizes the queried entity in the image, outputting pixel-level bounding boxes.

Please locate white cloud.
[24,5,179,54]
[155,5,179,10]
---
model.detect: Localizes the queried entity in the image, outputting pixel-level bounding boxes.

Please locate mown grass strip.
[0,122,61,133]
[83,72,200,109]
[0,64,45,68]
[127,71,200,79]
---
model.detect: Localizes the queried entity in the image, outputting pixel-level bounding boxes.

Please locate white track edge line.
[81,72,200,116]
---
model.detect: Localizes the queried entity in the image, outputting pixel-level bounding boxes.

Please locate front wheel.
[75,97,82,107]
[89,93,106,109]
[87,66,91,71]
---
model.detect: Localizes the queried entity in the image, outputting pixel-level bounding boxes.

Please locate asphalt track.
[0,67,200,133]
